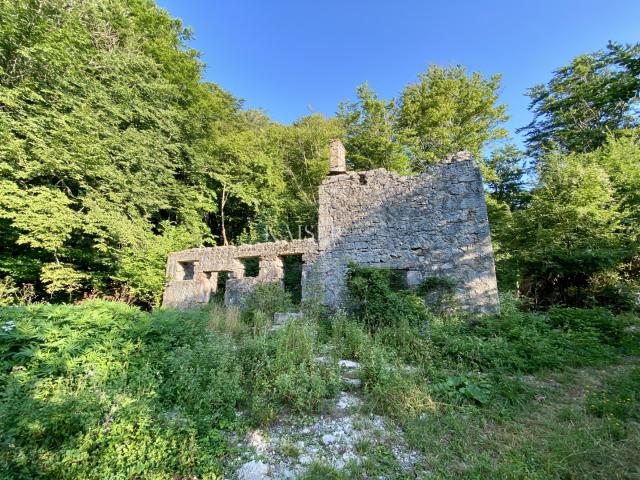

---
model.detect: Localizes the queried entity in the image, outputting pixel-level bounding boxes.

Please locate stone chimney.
[443,151,472,164]
[329,139,346,175]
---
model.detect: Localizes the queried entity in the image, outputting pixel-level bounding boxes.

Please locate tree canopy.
[398,65,508,169]
[0,1,638,310]
[0,0,345,305]
[520,42,640,157]
[338,65,508,173]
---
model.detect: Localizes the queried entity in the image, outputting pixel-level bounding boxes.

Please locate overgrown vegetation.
[345,263,432,331]
[340,267,639,405]
[2,272,637,478]
[0,302,241,479]
[334,268,640,478]
[0,296,340,478]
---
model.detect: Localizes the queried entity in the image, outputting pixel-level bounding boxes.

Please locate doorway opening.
[214,271,231,302]
[281,254,303,304]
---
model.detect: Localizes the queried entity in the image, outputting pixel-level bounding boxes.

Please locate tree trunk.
[221,185,229,246]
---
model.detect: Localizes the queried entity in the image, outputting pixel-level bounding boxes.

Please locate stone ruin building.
[162,140,500,314]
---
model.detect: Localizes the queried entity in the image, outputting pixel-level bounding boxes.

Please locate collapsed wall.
[312,153,499,314]
[162,145,499,314]
[162,239,317,309]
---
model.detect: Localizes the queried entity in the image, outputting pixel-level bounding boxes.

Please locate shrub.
[431,374,492,405]
[358,341,435,416]
[426,306,632,381]
[0,276,35,307]
[498,290,526,314]
[242,283,293,335]
[159,335,244,428]
[590,281,639,312]
[375,321,433,365]
[547,306,626,345]
[244,283,293,318]
[330,311,372,361]
[345,263,430,330]
[300,277,328,322]
[418,275,459,314]
[0,301,237,479]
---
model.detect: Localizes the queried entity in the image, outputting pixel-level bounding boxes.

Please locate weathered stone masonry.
[162,239,318,309]
[162,142,500,313]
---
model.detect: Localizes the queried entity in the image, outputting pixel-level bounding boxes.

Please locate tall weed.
[239,318,340,422]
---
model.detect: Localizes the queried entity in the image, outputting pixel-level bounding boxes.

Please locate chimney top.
[329,139,346,175]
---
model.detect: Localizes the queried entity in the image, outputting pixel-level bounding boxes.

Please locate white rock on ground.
[336,392,361,410]
[228,392,424,478]
[322,433,337,445]
[237,460,270,480]
[245,430,267,453]
[343,378,362,388]
[338,359,360,370]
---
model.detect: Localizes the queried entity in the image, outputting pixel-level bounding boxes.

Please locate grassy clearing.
[0,275,639,479]
[330,268,640,479]
[401,362,640,479]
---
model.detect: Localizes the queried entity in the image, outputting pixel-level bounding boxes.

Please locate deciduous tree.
[520,42,640,157]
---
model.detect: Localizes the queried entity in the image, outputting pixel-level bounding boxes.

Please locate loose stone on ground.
[230,386,423,479]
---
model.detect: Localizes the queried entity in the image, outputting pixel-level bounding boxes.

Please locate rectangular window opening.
[281,254,303,304]
[240,257,260,277]
[178,261,195,281]
[214,271,231,301]
[390,269,409,291]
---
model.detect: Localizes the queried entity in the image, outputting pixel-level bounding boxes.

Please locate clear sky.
[156,0,639,146]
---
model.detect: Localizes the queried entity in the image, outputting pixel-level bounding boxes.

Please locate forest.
[1,2,639,479]
[1,0,638,310]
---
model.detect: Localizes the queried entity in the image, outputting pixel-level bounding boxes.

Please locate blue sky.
[156,0,639,146]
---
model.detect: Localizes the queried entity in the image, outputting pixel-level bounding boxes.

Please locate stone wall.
[162,239,317,309]
[310,153,499,313]
[162,148,499,314]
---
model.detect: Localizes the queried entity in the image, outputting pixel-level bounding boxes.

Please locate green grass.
[401,364,640,479]
[1,287,639,479]
[0,301,239,479]
[587,364,640,422]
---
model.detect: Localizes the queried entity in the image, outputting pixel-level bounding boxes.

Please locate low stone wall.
[162,239,317,309]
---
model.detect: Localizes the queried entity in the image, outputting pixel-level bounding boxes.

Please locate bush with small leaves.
[0,301,238,479]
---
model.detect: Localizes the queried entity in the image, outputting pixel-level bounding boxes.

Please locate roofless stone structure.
[162,141,500,314]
